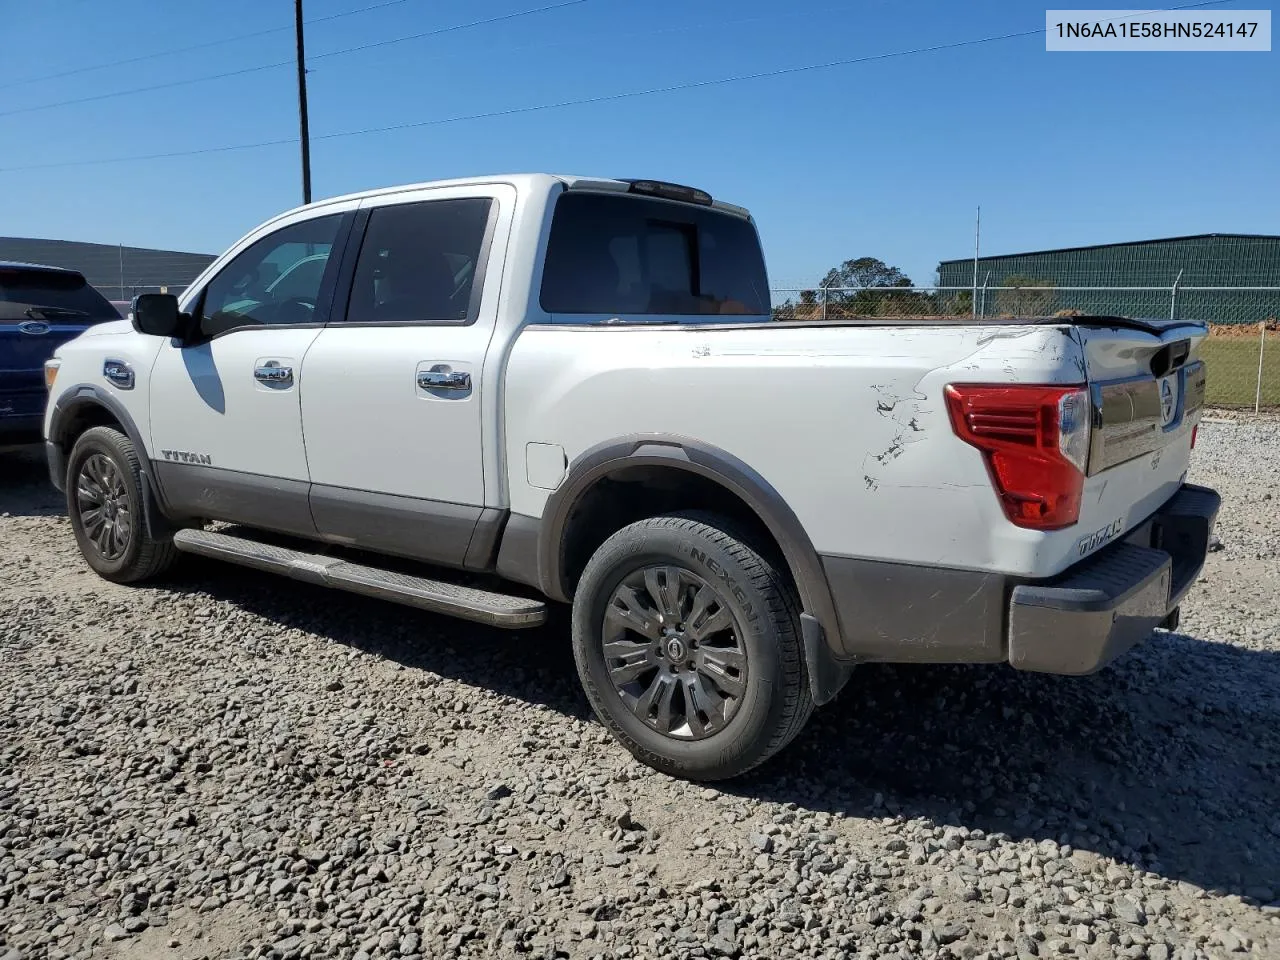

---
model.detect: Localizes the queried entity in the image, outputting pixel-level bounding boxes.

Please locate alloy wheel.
[76,453,132,561]
[601,564,748,740]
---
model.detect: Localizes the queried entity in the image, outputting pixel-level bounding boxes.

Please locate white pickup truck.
[43,174,1220,780]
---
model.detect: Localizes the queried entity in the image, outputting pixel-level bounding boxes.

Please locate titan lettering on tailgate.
[1077,517,1125,557]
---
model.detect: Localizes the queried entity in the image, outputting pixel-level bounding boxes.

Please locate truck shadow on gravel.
[167,557,1280,906]
[0,444,64,518]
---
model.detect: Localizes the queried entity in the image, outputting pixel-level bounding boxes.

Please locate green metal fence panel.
[938,234,1280,324]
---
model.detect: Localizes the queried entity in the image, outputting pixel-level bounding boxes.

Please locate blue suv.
[1,262,121,444]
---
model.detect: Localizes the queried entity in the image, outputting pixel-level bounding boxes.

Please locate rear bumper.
[818,482,1221,676]
[1007,483,1221,674]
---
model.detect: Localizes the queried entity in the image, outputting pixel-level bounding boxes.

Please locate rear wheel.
[66,426,178,583]
[571,513,812,780]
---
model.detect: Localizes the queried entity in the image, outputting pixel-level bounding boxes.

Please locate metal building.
[936,233,1280,325]
[0,237,215,301]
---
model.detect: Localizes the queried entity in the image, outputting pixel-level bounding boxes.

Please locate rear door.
[0,265,120,430]
[299,184,512,567]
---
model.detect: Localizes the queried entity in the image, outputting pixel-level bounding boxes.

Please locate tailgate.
[1067,317,1208,560]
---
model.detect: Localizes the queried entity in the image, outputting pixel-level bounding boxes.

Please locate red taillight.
[944,383,1090,530]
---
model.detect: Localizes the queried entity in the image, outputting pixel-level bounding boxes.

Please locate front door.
[300,186,512,567]
[148,209,351,535]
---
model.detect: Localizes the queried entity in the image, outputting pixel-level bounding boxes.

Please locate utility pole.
[971,205,981,319]
[295,0,312,204]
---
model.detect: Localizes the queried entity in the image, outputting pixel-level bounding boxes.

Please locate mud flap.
[801,612,853,706]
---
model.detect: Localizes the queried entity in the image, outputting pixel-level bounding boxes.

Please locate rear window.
[539,192,769,318]
[0,267,121,324]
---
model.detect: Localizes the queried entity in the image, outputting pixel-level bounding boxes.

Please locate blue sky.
[2,0,1275,288]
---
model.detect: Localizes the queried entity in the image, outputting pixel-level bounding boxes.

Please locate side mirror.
[131,293,185,338]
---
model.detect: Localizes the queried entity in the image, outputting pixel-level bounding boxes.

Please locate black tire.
[571,512,813,781]
[65,426,178,584]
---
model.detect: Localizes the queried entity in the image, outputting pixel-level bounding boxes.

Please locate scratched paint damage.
[976,326,1050,347]
[854,324,1086,516]
[868,383,931,468]
[944,326,1080,386]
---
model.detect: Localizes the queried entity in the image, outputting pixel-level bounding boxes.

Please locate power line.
[0,0,1235,174]
[0,0,591,119]
[307,0,589,63]
[0,27,1048,173]
[0,1,852,123]
[0,135,300,173]
[319,30,1052,141]
[0,0,414,91]
[0,0,1228,121]
[0,63,290,118]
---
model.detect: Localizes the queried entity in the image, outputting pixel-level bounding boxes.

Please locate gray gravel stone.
[0,420,1276,959]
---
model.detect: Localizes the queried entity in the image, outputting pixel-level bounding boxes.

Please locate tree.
[814,257,942,318]
[811,257,924,318]
[773,288,823,320]
[819,257,913,293]
[940,289,973,318]
[994,275,1057,318]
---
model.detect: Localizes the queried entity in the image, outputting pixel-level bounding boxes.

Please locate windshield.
[0,266,121,323]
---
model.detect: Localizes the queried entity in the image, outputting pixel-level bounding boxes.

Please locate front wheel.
[66,426,178,584]
[571,513,812,781]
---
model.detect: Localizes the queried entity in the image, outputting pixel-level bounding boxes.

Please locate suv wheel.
[571,512,812,780]
[66,426,178,583]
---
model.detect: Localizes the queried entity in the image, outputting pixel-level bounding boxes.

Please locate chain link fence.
[770,285,1280,411]
[91,245,214,301]
[1200,324,1277,411]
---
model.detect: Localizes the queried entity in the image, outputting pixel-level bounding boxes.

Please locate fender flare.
[47,383,171,534]
[537,434,849,701]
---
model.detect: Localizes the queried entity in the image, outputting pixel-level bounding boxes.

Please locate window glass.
[198,214,341,337]
[346,198,494,324]
[539,192,770,317]
[0,267,120,324]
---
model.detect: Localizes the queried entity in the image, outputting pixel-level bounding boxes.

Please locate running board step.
[172,528,547,629]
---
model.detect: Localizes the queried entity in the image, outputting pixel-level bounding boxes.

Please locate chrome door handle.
[417,369,471,392]
[254,362,293,384]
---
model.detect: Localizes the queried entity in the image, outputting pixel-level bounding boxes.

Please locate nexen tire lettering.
[689,547,758,623]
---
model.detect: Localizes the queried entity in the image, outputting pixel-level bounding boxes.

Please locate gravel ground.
[2,417,1278,960]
